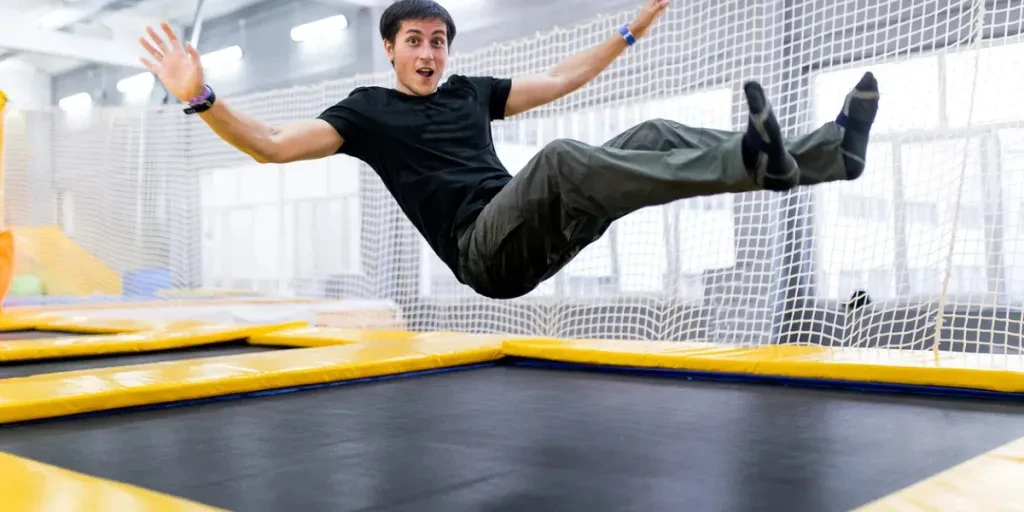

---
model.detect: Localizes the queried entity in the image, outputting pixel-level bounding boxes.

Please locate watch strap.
[184,85,215,115]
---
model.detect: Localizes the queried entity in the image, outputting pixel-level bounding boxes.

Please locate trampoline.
[0,310,1021,511]
[0,362,1021,512]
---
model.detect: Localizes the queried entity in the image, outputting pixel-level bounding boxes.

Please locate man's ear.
[383,39,394,65]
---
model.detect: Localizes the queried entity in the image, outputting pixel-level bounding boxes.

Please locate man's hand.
[138,22,206,102]
[503,0,670,118]
[628,0,670,39]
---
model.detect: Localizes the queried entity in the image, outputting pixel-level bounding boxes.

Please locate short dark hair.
[379,0,457,46]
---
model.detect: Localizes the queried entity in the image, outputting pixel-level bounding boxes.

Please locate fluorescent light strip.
[200,45,243,67]
[290,15,349,42]
[58,92,92,111]
[116,72,155,94]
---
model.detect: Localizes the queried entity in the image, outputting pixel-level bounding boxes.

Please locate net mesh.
[3,0,1024,353]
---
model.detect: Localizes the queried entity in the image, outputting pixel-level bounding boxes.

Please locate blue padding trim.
[505,358,1024,402]
[0,362,497,428]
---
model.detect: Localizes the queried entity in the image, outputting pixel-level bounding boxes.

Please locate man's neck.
[393,79,437,97]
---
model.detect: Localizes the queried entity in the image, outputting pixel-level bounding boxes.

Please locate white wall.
[0,59,51,110]
[200,154,363,293]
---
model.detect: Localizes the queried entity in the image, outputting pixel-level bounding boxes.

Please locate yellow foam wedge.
[11,225,122,296]
[0,333,503,424]
[0,321,305,362]
[501,338,1024,393]
[0,452,224,511]
[856,436,1024,511]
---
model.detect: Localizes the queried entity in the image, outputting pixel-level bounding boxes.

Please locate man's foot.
[836,71,879,180]
[741,81,799,191]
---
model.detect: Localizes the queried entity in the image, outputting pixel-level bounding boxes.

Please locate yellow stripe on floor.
[855,436,1024,511]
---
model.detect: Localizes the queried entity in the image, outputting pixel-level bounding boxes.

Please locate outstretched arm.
[139,23,342,164]
[503,0,669,118]
[195,101,342,164]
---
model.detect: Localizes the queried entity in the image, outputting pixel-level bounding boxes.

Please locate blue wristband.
[618,24,636,46]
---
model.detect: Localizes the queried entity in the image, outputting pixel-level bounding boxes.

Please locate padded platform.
[502,338,1024,394]
[0,320,1021,510]
[0,452,222,511]
[0,333,504,424]
[0,321,305,362]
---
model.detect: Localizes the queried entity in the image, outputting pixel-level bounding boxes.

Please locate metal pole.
[162,0,208,105]
[189,0,208,48]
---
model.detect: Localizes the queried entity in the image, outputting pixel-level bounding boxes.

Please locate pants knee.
[640,118,672,130]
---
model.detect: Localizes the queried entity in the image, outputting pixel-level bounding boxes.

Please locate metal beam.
[0,8,144,69]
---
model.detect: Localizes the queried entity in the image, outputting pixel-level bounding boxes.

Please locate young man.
[138,0,879,300]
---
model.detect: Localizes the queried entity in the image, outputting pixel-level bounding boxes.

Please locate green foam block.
[9,275,45,297]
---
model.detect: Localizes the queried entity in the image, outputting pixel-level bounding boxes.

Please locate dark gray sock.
[835,71,879,180]
[741,81,799,191]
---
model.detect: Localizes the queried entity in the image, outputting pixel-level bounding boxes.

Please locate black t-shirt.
[317,74,513,282]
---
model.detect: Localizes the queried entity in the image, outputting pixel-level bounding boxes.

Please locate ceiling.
[0,0,309,75]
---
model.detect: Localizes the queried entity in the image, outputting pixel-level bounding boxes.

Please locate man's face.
[386,18,449,96]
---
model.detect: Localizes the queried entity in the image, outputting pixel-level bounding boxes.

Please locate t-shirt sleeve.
[465,76,513,121]
[316,89,373,157]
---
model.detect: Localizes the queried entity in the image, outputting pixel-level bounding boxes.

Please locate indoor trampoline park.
[1,0,1023,511]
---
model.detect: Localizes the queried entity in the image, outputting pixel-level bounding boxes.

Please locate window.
[810,43,1016,300]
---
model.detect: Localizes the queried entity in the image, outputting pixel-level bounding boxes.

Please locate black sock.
[836,71,879,180]
[741,81,798,191]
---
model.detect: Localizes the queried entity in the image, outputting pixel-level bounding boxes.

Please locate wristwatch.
[184,85,216,115]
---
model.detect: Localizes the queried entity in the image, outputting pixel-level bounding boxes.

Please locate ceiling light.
[200,45,243,67]
[117,72,155,94]
[290,15,349,42]
[58,92,92,111]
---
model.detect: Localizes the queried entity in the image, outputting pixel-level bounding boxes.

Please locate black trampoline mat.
[0,341,283,379]
[0,365,1022,512]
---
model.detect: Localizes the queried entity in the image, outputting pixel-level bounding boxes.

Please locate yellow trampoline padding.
[856,435,1024,511]
[34,315,210,334]
[501,338,1024,393]
[0,452,223,511]
[0,321,306,362]
[0,312,209,334]
[0,334,503,424]
[0,312,49,331]
[249,326,501,348]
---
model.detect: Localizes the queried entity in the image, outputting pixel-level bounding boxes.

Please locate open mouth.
[417,68,435,78]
